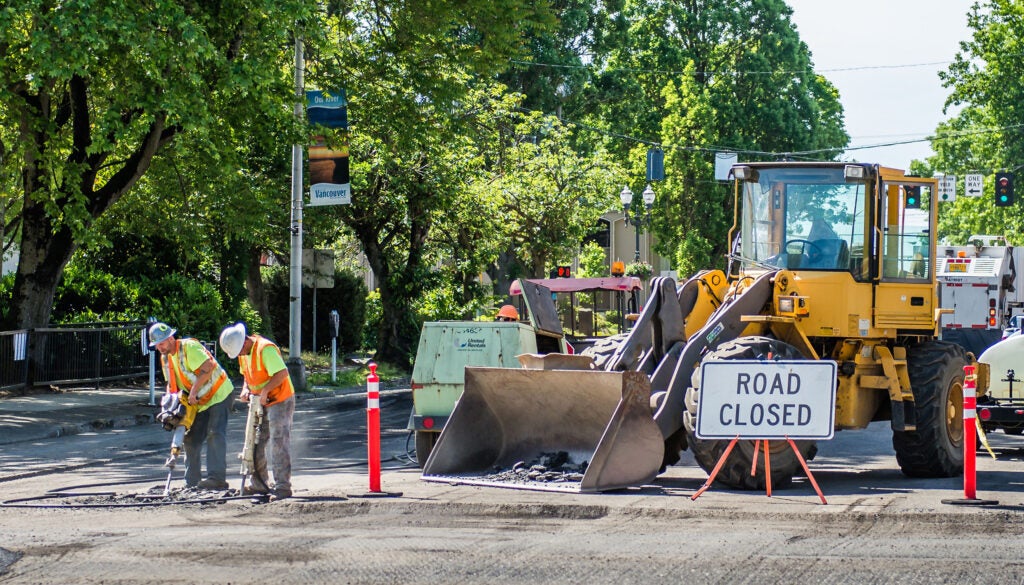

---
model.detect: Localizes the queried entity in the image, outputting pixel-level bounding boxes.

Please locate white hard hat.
[148,322,176,348]
[219,322,247,359]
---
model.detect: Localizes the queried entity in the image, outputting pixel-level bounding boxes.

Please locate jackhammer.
[162,426,185,496]
[155,391,194,496]
[239,396,265,497]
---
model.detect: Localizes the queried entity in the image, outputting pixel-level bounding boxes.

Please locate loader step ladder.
[690,436,827,505]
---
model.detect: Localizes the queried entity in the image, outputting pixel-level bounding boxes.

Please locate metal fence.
[0,330,30,392]
[0,322,149,391]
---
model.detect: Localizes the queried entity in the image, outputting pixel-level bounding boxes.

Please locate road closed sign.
[695,360,837,440]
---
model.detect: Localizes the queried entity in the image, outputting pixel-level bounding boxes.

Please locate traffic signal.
[904,185,921,209]
[995,172,1015,207]
[556,266,571,278]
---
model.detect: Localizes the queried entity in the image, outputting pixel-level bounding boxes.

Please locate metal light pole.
[620,184,656,262]
[287,34,307,390]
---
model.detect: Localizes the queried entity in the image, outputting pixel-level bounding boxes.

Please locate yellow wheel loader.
[423,162,975,492]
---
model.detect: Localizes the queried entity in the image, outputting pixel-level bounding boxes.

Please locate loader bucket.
[421,367,663,493]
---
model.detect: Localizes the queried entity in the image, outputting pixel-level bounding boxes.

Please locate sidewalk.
[0,384,370,446]
[0,387,157,446]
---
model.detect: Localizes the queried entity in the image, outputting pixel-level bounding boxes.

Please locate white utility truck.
[937,235,1024,356]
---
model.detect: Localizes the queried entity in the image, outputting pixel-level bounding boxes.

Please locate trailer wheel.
[415,431,438,468]
[892,341,968,477]
[683,336,817,490]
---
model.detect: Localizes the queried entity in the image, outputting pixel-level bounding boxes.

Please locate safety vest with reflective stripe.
[241,335,294,406]
[162,338,230,408]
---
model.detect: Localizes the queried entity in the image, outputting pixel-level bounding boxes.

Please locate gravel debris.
[434,451,590,488]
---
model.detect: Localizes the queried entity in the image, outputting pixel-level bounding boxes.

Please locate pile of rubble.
[48,485,239,507]
[469,451,588,486]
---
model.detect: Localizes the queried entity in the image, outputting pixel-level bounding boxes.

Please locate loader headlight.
[732,165,759,182]
[844,165,866,180]
[776,295,810,318]
[778,297,795,314]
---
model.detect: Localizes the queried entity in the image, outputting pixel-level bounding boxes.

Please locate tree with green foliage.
[490,113,623,278]
[933,0,1024,244]
[581,0,848,276]
[306,1,555,366]
[0,0,313,331]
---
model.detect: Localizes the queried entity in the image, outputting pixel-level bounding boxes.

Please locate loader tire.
[580,333,630,371]
[683,336,817,490]
[892,341,968,477]
[415,431,439,468]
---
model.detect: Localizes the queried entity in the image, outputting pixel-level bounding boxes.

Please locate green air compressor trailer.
[409,279,569,465]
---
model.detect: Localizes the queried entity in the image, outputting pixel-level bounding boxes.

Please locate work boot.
[241,475,270,496]
[241,484,269,496]
[269,487,292,502]
[197,478,229,490]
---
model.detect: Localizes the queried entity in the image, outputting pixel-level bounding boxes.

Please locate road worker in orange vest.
[149,322,234,491]
[219,322,295,501]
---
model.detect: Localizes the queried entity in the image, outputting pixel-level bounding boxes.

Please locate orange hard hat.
[497,305,519,321]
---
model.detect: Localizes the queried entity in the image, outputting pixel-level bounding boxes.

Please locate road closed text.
[696,360,837,440]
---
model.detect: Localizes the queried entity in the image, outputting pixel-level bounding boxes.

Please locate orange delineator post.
[963,365,977,500]
[367,363,381,493]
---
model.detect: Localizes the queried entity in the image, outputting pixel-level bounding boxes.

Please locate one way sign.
[965,173,983,197]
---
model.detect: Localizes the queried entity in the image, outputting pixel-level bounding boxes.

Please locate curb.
[0,411,156,447]
[0,389,411,447]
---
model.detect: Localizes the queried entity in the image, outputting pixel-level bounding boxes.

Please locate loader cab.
[731,163,871,278]
[730,162,939,337]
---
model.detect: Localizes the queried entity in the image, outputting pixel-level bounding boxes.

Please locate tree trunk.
[489,249,524,305]
[354,201,430,369]
[10,197,76,329]
[247,246,273,335]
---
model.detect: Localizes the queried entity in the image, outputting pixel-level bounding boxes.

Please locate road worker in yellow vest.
[219,322,295,501]
[149,322,234,491]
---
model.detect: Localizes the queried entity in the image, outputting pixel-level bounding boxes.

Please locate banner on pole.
[307,89,350,206]
[308,137,350,206]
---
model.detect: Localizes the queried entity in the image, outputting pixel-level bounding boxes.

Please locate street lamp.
[620,184,656,262]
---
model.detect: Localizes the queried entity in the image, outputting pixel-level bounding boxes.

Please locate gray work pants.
[253,395,294,492]
[184,397,230,486]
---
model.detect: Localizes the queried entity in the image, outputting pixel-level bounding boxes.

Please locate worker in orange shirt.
[219,322,295,501]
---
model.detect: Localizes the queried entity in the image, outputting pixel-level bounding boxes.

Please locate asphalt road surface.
[2,390,1024,584]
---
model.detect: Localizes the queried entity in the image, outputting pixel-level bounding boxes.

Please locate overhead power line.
[508,58,956,77]
[526,104,1024,160]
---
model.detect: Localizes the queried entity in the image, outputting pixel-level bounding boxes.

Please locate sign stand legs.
[787,437,827,505]
[691,436,827,505]
[690,435,740,500]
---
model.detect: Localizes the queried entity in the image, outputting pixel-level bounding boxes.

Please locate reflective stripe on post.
[367,362,381,493]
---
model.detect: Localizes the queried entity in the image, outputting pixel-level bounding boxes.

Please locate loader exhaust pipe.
[421,367,664,493]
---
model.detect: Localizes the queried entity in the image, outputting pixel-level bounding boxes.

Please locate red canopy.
[509,277,642,295]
